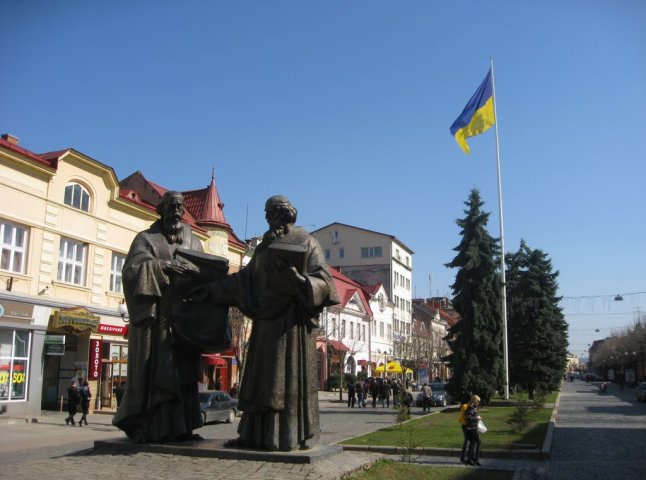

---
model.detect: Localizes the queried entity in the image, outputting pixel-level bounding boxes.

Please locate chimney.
[1,134,19,145]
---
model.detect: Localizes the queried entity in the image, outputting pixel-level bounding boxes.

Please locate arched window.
[64,183,90,212]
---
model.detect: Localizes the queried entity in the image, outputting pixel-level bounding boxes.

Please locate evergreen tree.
[444,189,504,404]
[506,240,568,398]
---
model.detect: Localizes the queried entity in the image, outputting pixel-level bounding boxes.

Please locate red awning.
[357,360,368,366]
[202,355,227,367]
[327,339,349,352]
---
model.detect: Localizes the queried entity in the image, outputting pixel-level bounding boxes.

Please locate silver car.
[199,390,239,424]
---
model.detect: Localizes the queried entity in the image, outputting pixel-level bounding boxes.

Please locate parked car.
[414,383,453,407]
[199,390,239,424]
[636,382,646,402]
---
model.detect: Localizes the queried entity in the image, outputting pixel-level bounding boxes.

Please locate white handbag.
[477,419,487,434]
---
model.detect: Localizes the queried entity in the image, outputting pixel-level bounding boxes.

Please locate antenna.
[244,204,249,240]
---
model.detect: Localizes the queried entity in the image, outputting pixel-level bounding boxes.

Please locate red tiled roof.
[329,267,373,317]
[0,137,58,170]
[182,176,228,227]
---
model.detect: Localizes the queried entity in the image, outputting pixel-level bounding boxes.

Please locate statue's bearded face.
[265,206,286,234]
[162,196,184,241]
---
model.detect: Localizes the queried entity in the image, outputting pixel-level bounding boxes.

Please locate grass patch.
[341,406,551,450]
[492,390,558,404]
[345,459,513,480]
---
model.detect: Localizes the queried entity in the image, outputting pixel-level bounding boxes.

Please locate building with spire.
[0,133,245,416]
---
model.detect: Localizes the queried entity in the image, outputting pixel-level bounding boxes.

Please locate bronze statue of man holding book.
[114,191,230,443]
[208,195,339,451]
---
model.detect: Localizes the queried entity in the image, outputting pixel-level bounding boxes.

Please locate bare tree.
[229,307,251,384]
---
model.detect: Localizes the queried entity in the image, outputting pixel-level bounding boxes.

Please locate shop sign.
[0,362,27,386]
[98,323,126,335]
[45,334,66,356]
[0,300,34,321]
[51,307,99,333]
[88,339,102,380]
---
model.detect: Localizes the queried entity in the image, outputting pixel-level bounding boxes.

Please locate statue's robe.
[113,220,203,442]
[212,227,338,451]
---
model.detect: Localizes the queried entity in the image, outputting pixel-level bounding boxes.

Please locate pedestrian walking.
[65,381,80,426]
[356,380,365,407]
[391,380,400,407]
[383,379,391,408]
[347,381,356,408]
[421,383,432,412]
[114,381,125,408]
[371,379,379,408]
[79,380,92,426]
[465,394,482,466]
[458,393,471,463]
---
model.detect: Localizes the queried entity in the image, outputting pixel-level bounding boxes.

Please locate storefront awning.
[202,355,227,367]
[357,359,368,366]
[327,339,349,352]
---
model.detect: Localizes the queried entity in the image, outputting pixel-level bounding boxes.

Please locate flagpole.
[490,56,510,400]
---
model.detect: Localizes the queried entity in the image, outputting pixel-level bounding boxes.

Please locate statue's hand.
[283,266,306,286]
[163,259,199,275]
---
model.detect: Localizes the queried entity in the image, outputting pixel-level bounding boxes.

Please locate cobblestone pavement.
[546,379,646,480]
[0,389,545,480]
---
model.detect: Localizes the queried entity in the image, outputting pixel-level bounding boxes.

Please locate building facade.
[0,134,245,417]
[311,222,414,356]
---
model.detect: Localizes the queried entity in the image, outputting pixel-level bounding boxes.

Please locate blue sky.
[2,0,645,358]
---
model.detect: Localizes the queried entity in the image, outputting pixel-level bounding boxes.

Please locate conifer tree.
[444,189,504,403]
[506,240,568,398]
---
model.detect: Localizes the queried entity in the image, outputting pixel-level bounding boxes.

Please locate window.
[349,322,354,340]
[110,253,126,293]
[406,278,410,290]
[379,322,384,338]
[64,183,90,212]
[324,249,331,261]
[57,238,87,285]
[1,221,28,273]
[362,325,366,342]
[387,324,392,340]
[357,323,361,341]
[332,319,337,337]
[339,248,344,258]
[360,246,382,258]
[0,328,31,402]
[341,320,346,338]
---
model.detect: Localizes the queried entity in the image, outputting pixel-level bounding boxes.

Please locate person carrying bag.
[465,394,482,466]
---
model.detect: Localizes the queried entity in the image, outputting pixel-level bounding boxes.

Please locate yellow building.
[0,133,245,417]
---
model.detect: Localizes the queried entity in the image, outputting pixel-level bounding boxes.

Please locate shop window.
[57,237,87,285]
[0,220,28,274]
[0,329,31,402]
[64,183,90,212]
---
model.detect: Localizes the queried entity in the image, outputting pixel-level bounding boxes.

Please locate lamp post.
[118,299,129,323]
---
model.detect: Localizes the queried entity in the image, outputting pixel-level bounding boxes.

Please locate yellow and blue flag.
[450,70,496,154]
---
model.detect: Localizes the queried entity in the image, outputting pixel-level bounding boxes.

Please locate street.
[547,379,646,480]
[2,382,645,480]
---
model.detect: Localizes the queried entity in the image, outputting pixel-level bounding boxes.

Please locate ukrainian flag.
[450,70,496,154]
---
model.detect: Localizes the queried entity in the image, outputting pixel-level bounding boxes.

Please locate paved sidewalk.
[0,389,548,480]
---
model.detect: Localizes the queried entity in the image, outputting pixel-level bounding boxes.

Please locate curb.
[540,386,561,460]
[341,444,544,460]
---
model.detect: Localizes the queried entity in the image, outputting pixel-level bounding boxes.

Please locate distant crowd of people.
[345,377,418,411]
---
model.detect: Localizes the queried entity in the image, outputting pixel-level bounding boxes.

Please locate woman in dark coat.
[465,394,482,466]
[79,380,92,426]
[65,381,80,426]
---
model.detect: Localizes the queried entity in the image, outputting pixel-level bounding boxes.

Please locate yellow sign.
[51,307,99,333]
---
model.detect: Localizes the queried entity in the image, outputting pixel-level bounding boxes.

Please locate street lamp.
[118,299,129,323]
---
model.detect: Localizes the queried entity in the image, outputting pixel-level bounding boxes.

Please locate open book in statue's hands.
[266,242,308,294]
